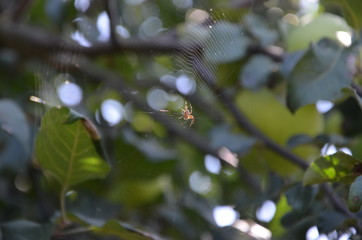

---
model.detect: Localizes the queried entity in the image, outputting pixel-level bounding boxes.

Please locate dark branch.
[104,0,119,45]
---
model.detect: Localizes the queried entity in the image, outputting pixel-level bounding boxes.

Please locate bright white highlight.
[321,144,337,156]
[97,12,110,42]
[299,0,319,14]
[186,9,209,24]
[336,31,352,47]
[101,99,124,126]
[116,25,130,38]
[306,225,319,240]
[147,88,168,110]
[176,75,196,95]
[74,0,90,12]
[204,155,221,174]
[172,0,192,9]
[218,147,238,167]
[233,219,272,239]
[339,147,352,156]
[189,171,211,194]
[71,31,91,47]
[213,206,239,227]
[57,82,83,106]
[316,100,333,113]
[256,200,276,222]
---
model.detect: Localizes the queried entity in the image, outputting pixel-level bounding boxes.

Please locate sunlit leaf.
[287,39,354,112]
[269,194,291,237]
[35,107,110,189]
[303,151,361,185]
[321,0,362,31]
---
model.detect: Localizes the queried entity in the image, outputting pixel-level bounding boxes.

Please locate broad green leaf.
[285,183,318,212]
[348,175,362,212]
[317,211,348,233]
[93,220,157,240]
[321,0,362,31]
[286,13,352,52]
[287,39,354,112]
[209,125,256,155]
[0,100,31,171]
[203,21,251,63]
[243,14,278,46]
[0,99,30,154]
[303,151,361,185]
[35,107,110,189]
[240,55,276,90]
[0,220,53,240]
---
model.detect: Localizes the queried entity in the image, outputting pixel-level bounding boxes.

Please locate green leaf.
[285,183,318,212]
[203,21,251,63]
[0,220,53,240]
[35,107,110,189]
[287,39,354,112]
[303,151,361,185]
[209,125,256,155]
[244,14,278,46]
[0,99,30,154]
[348,175,362,212]
[321,0,362,31]
[240,55,276,90]
[93,220,158,240]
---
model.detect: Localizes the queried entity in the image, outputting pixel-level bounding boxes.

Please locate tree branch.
[0,22,185,58]
[191,58,362,230]
[104,0,119,45]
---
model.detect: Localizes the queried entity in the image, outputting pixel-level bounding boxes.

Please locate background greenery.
[0,0,362,239]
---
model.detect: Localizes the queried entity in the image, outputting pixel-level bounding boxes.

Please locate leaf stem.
[60,186,68,224]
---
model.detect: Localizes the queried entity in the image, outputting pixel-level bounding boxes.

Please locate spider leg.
[189,116,194,126]
[188,101,192,114]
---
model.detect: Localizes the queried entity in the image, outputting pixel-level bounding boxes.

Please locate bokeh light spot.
[57,82,83,106]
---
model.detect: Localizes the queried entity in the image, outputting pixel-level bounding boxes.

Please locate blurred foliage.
[1,0,362,239]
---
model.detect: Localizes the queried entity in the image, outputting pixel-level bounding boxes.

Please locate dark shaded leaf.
[244,14,278,46]
[35,107,110,189]
[0,220,53,240]
[303,151,361,185]
[285,183,318,212]
[287,39,354,112]
[240,55,276,90]
[348,175,362,212]
[209,124,256,155]
[0,99,30,154]
[203,21,251,63]
[317,211,348,233]
[286,134,314,149]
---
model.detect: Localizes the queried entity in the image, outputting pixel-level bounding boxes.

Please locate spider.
[179,101,194,126]
[159,101,195,126]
